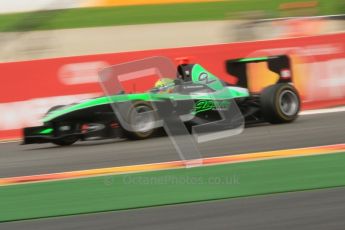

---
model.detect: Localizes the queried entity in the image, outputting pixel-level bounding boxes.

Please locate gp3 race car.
[23,55,300,146]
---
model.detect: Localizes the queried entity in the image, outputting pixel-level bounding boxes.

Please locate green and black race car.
[23,55,300,146]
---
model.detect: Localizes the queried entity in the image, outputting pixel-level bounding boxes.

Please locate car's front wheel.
[260,83,300,124]
[125,101,159,140]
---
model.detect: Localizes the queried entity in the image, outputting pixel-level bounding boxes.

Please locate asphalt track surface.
[0,111,344,229]
[0,111,345,177]
[1,186,345,229]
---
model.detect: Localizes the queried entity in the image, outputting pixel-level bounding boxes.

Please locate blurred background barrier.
[84,0,225,7]
[0,0,344,61]
[228,0,345,41]
[232,14,345,41]
[0,32,344,140]
[1,0,344,32]
[0,16,343,62]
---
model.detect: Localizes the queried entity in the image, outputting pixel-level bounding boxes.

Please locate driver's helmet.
[153,78,175,93]
[155,78,174,88]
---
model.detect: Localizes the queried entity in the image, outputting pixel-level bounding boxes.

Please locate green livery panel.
[43,88,249,123]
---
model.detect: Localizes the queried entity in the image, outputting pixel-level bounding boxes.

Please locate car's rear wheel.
[125,101,158,140]
[260,83,300,124]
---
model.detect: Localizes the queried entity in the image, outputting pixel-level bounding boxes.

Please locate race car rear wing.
[225,55,292,89]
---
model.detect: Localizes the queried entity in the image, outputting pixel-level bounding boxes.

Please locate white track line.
[1,106,345,144]
[0,139,21,144]
[300,106,345,115]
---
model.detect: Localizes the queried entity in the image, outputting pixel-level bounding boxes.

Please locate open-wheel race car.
[23,55,300,146]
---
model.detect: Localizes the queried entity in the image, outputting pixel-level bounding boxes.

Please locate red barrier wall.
[1,33,344,139]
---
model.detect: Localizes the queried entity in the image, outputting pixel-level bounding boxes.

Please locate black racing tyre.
[124,101,159,140]
[260,83,300,124]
